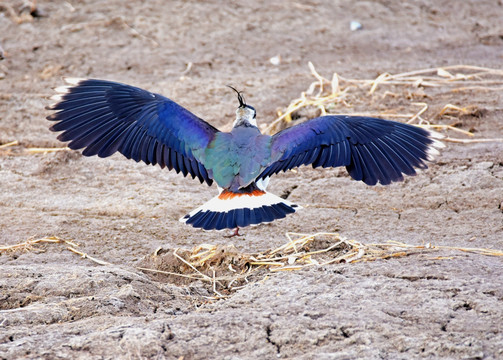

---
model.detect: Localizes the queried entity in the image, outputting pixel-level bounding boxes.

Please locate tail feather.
[179,188,301,230]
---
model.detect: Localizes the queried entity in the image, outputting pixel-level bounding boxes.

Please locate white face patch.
[247,117,257,127]
[233,107,257,127]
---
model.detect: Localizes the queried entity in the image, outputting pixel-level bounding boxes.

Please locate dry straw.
[3,234,502,299]
[0,236,109,265]
[0,140,69,155]
[264,63,503,144]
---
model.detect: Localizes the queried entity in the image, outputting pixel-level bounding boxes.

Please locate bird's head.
[228,86,257,128]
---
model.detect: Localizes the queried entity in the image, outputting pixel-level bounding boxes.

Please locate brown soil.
[1,0,503,359]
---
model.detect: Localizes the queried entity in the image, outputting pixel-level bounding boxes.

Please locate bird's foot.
[225,227,241,237]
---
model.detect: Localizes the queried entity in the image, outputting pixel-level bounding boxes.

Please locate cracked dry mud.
[1,0,503,359]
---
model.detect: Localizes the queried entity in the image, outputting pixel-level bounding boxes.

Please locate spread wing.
[258,115,443,185]
[47,78,219,185]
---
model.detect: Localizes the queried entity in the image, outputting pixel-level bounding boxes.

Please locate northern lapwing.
[47,78,444,234]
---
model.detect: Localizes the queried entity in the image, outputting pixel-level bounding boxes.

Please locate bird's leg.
[226,227,241,237]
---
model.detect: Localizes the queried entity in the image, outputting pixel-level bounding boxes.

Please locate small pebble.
[269,55,281,66]
[350,21,362,31]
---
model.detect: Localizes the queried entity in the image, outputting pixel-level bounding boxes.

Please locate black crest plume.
[227,85,246,108]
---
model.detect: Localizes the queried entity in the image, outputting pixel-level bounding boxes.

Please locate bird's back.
[203,126,272,190]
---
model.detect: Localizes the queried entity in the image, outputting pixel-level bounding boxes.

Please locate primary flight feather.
[47,78,444,232]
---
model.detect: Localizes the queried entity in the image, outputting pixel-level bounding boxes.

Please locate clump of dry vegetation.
[264,63,503,144]
[3,233,502,299]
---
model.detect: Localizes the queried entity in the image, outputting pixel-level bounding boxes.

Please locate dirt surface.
[1,0,503,359]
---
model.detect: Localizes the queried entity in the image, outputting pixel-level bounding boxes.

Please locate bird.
[46,78,444,234]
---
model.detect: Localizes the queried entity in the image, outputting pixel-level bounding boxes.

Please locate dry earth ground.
[1,0,503,359]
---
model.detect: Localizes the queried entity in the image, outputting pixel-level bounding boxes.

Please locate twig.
[136,266,211,281]
[0,236,78,252]
[67,246,111,265]
[173,249,213,281]
[443,137,503,143]
[406,103,429,124]
[0,236,113,266]
[212,270,225,297]
[25,147,70,154]
[0,140,18,149]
